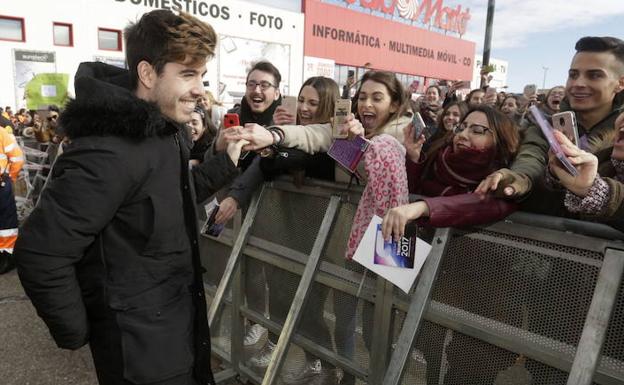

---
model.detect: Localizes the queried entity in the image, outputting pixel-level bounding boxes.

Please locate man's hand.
[214,126,240,152]
[475,168,530,198]
[549,130,598,197]
[215,197,238,225]
[224,123,274,152]
[381,201,429,242]
[403,123,426,163]
[225,138,250,166]
[273,106,296,125]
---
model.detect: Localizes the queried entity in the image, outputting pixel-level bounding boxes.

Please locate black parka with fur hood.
[15,62,237,385]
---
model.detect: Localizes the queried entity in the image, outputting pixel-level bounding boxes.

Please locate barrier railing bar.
[462,231,603,268]
[382,227,452,385]
[261,196,341,385]
[422,300,623,384]
[211,345,230,367]
[229,242,245,373]
[213,367,237,384]
[239,242,378,302]
[506,211,624,242]
[479,219,616,254]
[239,364,266,385]
[425,300,577,373]
[242,307,369,381]
[270,178,364,202]
[208,186,264,327]
[369,278,396,385]
[567,247,624,385]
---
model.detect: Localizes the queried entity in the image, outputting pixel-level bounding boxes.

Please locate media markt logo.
[396,0,420,19]
[343,0,471,35]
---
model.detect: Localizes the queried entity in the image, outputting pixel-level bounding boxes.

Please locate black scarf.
[239,95,281,127]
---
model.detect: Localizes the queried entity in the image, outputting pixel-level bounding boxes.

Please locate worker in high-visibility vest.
[0,129,23,273]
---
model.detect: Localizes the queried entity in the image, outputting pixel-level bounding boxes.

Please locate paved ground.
[0,269,98,385]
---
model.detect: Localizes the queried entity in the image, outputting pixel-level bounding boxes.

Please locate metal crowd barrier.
[199,177,624,385]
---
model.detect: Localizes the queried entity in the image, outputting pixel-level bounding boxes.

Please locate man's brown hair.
[125,10,217,90]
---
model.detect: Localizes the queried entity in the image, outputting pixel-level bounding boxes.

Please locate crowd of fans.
[2,22,623,384]
[215,34,623,383]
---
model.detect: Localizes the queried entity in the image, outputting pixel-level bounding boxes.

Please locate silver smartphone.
[552,111,579,146]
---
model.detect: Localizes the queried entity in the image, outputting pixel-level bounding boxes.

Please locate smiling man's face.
[566,51,624,116]
[245,70,280,114]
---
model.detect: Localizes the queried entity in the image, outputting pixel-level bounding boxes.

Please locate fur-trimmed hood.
[60,62,175,139]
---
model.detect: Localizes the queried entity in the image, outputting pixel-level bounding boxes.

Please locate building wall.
[0,0,304,109]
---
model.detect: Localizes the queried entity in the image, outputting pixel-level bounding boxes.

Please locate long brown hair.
[462,105,520,165]
[297,76,339,124]
[353,71,409,135]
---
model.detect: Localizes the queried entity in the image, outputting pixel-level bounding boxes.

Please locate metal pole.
[480,0,496,88]
[566,248,624,385]
[542,66,549,90]
[208,187,264,326]
[382,228,452,385]
[261,196,341,385]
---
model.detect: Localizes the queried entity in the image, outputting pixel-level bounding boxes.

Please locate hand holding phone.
[223,113,240,128]
[529,105,579,176]
[549,130,598,197]
[412,112,427,140]
[281,96,298,118]
[523,84,537,97]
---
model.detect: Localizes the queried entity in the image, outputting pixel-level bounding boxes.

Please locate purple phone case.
[327,136,371,174]
[529,106,579,176]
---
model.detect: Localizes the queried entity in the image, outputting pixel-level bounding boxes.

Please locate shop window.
[98,28,122,51]
[53,22,73,47]
[0,15,25,42]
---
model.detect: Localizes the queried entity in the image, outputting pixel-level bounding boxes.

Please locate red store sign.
[305,0,476,80]
[343,0,471,35]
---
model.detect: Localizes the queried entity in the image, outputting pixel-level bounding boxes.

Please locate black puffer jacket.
[15,62,238,385]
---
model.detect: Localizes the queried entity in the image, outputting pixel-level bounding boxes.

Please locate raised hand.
[272,106,296,125]
[402,123,426,163]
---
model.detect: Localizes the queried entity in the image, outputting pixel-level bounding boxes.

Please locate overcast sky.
[250,0,624,93]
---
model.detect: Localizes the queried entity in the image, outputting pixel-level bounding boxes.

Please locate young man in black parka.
[14,10,255,385]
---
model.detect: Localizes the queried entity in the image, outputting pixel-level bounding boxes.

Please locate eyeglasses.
[47,115,58,121]
[454,122,491,136]
[246,80,276,91]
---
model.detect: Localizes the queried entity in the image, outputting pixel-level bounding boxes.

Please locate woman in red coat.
[382,105,520,239]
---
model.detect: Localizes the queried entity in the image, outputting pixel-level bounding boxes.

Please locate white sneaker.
[243,323,267,346]
[248,340,276,369]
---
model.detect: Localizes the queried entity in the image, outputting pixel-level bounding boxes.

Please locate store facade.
[0,0,304,109]
[302,0,476,95]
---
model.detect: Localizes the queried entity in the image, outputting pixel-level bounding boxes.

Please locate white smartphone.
[552,111,579,146]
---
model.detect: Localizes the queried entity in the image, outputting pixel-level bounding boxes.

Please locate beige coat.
[278,115,412,183]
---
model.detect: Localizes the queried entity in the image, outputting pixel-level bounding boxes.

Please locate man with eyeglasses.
[209,61,283,362]
[212,61,282,225]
